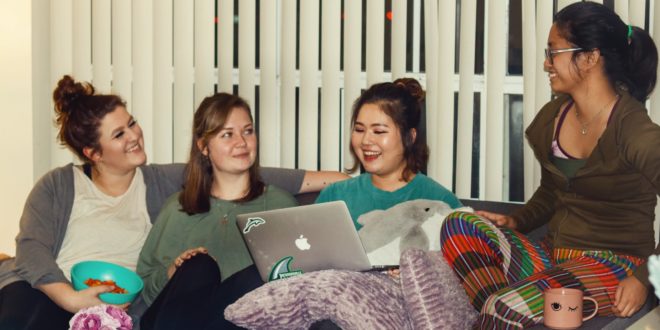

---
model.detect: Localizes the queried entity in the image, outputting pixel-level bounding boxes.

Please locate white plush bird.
[648,255,660,299]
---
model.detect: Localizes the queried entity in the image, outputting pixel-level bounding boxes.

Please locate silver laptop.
[236,201,373,282]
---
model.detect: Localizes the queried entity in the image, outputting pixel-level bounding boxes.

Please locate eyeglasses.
[544,47,583,65]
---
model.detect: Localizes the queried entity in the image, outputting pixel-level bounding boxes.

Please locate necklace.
[221,202,237,225]
[211,196,238,225]
[575,95,619,135]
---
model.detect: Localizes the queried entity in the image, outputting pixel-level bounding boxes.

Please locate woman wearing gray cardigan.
[0,75,344,329]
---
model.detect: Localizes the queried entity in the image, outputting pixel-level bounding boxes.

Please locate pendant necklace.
[221,212,229,225]
[221,202,237,225]
[575,95,619,135]
[212,194,237,225]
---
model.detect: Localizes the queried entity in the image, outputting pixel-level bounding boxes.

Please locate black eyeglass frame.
[544,47,583,65]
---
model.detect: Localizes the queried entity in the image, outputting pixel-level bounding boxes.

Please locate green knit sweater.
[137,185,297,305]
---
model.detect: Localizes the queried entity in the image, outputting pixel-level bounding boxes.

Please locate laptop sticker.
[294,235,311,250]
[268,256,304,281]
[242,217,266,234]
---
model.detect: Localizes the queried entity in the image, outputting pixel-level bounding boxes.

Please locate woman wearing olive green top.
[441,3,660,328]
[137,93,297,330]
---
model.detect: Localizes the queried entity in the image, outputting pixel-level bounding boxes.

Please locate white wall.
[0,1,34,255]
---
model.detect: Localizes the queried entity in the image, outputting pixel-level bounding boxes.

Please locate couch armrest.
[459,198,524,214]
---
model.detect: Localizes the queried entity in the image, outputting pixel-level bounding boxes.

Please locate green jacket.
[512,91,660,286]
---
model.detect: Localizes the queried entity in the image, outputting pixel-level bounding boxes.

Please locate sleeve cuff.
[633,263,651,288]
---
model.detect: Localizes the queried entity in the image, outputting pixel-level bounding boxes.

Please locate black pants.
[0,281,73,330]
[141,254,263,330]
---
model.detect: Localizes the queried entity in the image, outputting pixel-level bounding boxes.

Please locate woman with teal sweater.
[316,78,461,230]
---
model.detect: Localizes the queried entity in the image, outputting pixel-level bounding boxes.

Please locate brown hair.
[179,93,264,215]
[52,75,126,162]
[348,78,428,181]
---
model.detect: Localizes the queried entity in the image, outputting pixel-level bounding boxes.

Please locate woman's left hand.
[387,268,400,280]
[167,247,208,279]
[612,276,647,317]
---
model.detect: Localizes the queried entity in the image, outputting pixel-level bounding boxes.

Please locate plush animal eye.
[424,208,430,212]
[551,302,562,311]
[568,306,578,312]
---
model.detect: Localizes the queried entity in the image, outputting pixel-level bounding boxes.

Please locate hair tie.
[68,92,82,103]
[58,93,82,114]
[627,25,633,45]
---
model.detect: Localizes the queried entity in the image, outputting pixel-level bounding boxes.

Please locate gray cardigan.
[0,164,304,289]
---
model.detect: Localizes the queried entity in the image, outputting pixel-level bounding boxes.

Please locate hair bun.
[53,75,95,115]
[393,78,425,104]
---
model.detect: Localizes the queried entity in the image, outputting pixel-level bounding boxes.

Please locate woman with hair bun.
[0,75,345,329]
[441,2,660,328]
[317,77,461,230]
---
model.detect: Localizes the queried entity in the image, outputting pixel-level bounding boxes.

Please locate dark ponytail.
[626,26,658,102]
[554,2,657,102]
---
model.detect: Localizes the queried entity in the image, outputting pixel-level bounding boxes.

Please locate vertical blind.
[39,0,660,203]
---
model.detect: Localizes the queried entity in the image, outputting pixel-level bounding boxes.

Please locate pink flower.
[105,305,132,329]
[69,305,133,330]
[70,313,102,330]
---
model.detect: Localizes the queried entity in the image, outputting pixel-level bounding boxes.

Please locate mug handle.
[582,297,599,321]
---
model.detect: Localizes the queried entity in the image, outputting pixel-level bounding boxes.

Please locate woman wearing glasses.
[441,2,660,328]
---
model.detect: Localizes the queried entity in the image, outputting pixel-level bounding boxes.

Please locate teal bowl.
[71,260,143,305]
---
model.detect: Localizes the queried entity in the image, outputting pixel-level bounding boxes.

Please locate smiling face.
[200,107,257,176]
[351,103,407,179]
[544,24,584,94]
[87,106,146,174]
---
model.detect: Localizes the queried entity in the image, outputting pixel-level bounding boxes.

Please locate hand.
[475,210,517,230]
[167,247,208,279]
[75,286,130,311]
[39,282,129,313]
[387,268,400,280]
[612,276,647,317]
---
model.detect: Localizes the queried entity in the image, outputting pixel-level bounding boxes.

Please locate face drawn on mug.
[550,300,580,312]
[543,288,598,329]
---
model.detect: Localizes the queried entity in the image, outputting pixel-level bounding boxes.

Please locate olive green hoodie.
[512,91,660,286]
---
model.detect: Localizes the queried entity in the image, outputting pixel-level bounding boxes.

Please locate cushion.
[224,270,411,329]
[400,249,478,329]
[225,249,478,329]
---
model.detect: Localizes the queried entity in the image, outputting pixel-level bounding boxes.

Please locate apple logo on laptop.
[295,235,311,250]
